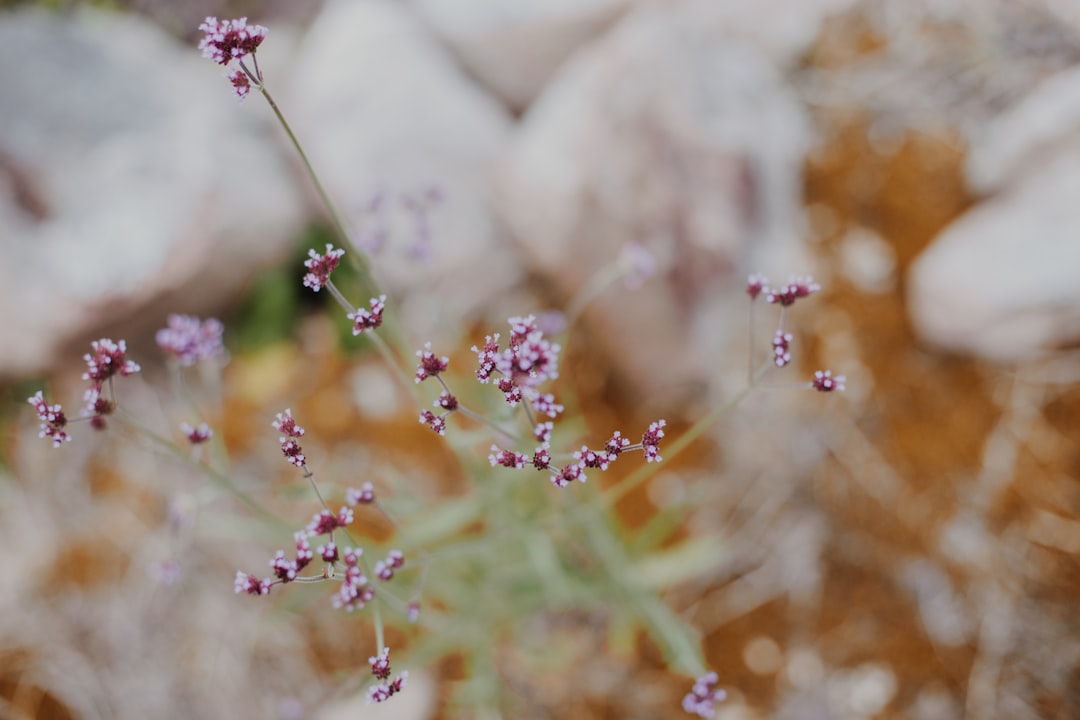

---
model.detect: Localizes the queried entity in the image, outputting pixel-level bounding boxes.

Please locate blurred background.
[1,0,1079,718]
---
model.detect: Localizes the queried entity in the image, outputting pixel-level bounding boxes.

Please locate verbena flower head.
[180,421,213,444]
[28,391,69,447]
[766,275,821,306]
[333,547,373,611]
[746,273,769,300]
[156,315,226,366]
[82,338,140,384]
[227,69,251,101]
[367,648,408,704]
[682,672,726,718]
[642,419,666,462]
[303,244,345,292]
[772,330,793,368]
[811,370,846,392]
[234,571,271,596]
[349,295,387,335]
[198,17,267,65]
[346,482,376,506]
[473,316,562,410]
[414,342,449,383]
[419,410,446,435]
[273,408,306,468]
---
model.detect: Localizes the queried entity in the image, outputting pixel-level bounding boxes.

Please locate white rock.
[0,7,305,378]
[908,144,1080,360]
[285,0,519,345]
[967,65,1080,194]
[412,0,633,112]
[494,1,810,397]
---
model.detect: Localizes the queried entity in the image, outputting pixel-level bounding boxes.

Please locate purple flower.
[28,391,69,447]
[766,274,821,306]
[227,69,251,101]
[349,295,387,335]
[303,244,345,293]
[82,338,140,384]
[641,419,667,463]
[198,17,267,66]
[419,410,447,435]
[746,273,769,300]
[234,571,271,596]
[367,648,408,703]
[772,330,793,368]
[273,409,306,468]
[489,445,527,469]
[811,370,846,392]
[157,315,225,366]
[682,672,726,718]
[180,421,213,444]
[346,482,376,506]
[414,342,449,383]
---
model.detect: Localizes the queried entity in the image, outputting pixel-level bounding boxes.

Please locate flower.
[367,648,408,703]
[234,571,271,596]
[156,315,226,366]
[419,410,446,435]
[198,17,268,66]
[682,672,726,718]
[766,275,821,306]
[772,330,793,368]
[28,391,69,447]
[273,409,306,468]
[414,342,449,383]
[641,419,667,463]
[349,295,387,335]
[552,463,585,488]
[302,244,345,292]
[489,445,527,469]
[746,273,769,300]
[811,370,846,392]
[346,482,376,506]
[82,338,140,384]
[227,69,251,101]
[180,421,213,444]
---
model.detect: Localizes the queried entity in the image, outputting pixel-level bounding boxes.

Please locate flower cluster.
[156,315,226,366]
[333,546,374,612]
[473,315,562,410]
[348,295,387,336]
[367,648,409,704]
[488,419,664,489]
[28,391,69,447]
[238,409,402,607]
[83,338,141,385]
[180,421,213,444]
[197,17,268,101]
[682,672,726,718]
[234,501,401,608]
[409,315,665,488]
[28,338,143,445]
[747,274,844,391]
[303,244,345,293]
[272,408,306,468]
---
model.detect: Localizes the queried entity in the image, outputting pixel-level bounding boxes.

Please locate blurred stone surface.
[412,0,633,113]
[908,143,1080,361]
[493,0,810,399]
[286,0,520,345]
[966,65,1080,195]
[0,6,305,379]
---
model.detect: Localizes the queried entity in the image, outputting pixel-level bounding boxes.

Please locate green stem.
[598,361,773,509]
[115,409,287,529]
[258,85,380,300]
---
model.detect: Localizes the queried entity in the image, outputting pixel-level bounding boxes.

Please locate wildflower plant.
[22,17,847,718]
